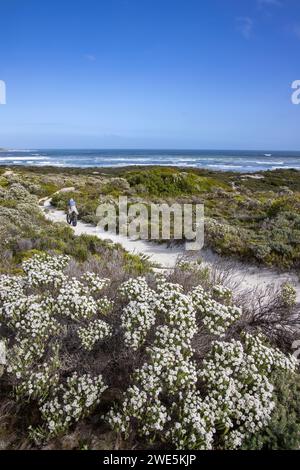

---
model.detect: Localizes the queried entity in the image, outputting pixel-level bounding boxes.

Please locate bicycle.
[66,210,78,227]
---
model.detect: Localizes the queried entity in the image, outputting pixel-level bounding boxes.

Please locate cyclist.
[67,198,79,216]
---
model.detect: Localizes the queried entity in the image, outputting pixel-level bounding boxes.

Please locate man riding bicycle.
[67,198,79,226]
[67,198,79,216]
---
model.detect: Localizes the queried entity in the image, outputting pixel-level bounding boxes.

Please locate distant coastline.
[1,148,300,172]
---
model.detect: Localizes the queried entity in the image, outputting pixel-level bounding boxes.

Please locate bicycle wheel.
[72,213,78,227]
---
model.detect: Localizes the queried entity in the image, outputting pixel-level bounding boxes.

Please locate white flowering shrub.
[212,284,233,304]
[40,373,107,436]
[97,296,114,315]
[280,282,297,308]
[0,275,25,303]
[166,391,215,449]
[190,285,241,336]
[77,319,112,351]
[54,277,113,321]
[0,256,299,449]
[108,279,198,438]
[107,276,298,450]
[107,385,169,436]
[54,278,101,320]
[243,332,298,373]
[0,254,112,438]
[119,277,155,302]
[14,299,60,342]
[22,254,70,288]
[121,301,156,350]
[15,352,60,401]
[7,339,49,379]
[81,272,110,293]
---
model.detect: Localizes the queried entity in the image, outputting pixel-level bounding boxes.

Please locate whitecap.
[0,156,44,161]
[255,161,284,165]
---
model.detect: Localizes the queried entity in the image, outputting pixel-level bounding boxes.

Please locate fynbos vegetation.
[0,166,300,450]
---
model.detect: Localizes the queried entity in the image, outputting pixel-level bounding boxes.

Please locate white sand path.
[41,197,300,303]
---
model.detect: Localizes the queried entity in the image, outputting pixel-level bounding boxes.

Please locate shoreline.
[2,146,300,174]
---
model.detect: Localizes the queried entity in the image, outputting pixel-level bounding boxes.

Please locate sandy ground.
[42,198,300,303]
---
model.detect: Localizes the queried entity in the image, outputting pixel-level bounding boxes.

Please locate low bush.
[0,255,299,449]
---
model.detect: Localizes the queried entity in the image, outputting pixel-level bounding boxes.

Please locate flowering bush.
[0,255,299,449]
[22,254,70,288]
[15,351,60,401]
[121,301,156,350]
[0,254,112,438]
[40,373,107,436]
[119,276,155,303]
[7,339,49,379]
[108,276,298,450]
[212,284,233,304]
[77,319,112,351]
[0,275,25,303]
[280,282,297,308]
[54,278,101,320]
[190,284,241,336]
[81,272,110,293]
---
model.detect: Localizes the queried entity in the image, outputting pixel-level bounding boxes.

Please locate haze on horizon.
[1,0,300,150]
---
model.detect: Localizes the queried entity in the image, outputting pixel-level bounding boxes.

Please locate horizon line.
[1,147,300,153]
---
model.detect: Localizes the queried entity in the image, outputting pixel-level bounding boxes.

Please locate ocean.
[1,149,300,172]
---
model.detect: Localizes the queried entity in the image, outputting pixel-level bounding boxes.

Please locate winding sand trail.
[41,194,300,303]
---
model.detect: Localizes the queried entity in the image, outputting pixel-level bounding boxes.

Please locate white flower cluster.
[1,294,38,328]
[2,292,60,383]
[81,272,110,294]
[107,385,169,436]
[2,293,59,353]
[15,352,60,401]
[280,282,297,308]
[108,277,298,450]
[243,332,298,374]
[0,275,25,303]
[22,254,70,288]
[155,277,183,295]
[77,319,112,351]
[119,277,155,302]
[1,256,298,448]
[7,338,48,379]
[54,278,106,320]
[0,254,111,435]
[97,296,114,315]
[167,391,215,450]
[212,284,233,304]
[190,285,241,336]
[40,373,107,436]
[15,299,60,342]
[198,335,297,449]
[108,279,198,438]
[121,301,156,350]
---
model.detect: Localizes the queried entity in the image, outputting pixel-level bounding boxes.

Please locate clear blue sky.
[0,0,300,149]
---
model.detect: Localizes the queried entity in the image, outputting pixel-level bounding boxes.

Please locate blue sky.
[0,0,300,149]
